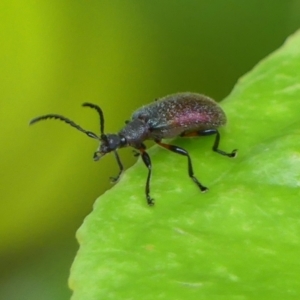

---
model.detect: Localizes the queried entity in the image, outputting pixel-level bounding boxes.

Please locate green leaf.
[70,30,300,300]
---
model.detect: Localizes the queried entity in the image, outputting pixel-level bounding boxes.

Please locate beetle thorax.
[119,118,150,148]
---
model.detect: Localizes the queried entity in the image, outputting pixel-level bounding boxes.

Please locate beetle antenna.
[82,103,105,135]
[29,114,99,140]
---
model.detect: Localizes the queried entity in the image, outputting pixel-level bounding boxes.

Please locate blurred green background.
[1,1,300,299]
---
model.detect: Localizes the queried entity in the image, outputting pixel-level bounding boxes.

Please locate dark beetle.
[30,92,237,206]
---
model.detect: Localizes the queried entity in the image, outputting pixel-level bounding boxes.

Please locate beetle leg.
[181,129,237,158]
[110,150,124,183]
[156,141,208,192]
[132,150,140,157]
[139,148,154,206]
[132,143,146,157]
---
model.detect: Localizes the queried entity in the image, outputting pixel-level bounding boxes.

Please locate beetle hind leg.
[181,129,237,158]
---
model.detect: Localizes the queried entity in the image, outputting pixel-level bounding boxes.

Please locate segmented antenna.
[82,103,105,135]
[29,114,98,139]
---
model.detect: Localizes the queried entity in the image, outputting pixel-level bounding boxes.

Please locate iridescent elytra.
[30,92,237,206]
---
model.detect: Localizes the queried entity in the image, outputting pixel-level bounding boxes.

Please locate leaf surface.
[70,30,300,300]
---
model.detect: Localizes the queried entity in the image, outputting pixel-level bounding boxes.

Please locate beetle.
[30,92,237,206]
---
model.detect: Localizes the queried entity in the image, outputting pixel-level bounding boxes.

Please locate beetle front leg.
[110,150,124,183]
[139,148,154,206]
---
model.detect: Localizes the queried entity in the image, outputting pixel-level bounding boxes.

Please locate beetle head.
[93,134,126,161]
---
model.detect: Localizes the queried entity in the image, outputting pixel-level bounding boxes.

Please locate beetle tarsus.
[201,186,209,193]
[110,176,119,183]
[229,149,238,158]
[194,180,208,192]
[147,196,155,206]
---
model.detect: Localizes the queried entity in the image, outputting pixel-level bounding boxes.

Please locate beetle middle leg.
[181,129,237,158]
[155,141,208,192]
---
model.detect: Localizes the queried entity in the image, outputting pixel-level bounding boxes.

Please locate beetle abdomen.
[132,92,226,139]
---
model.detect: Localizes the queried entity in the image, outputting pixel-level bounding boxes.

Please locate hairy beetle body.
[30,92,237,206]
[130,92,226,141]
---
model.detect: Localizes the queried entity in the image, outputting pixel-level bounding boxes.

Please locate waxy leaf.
[70,30,300,300]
